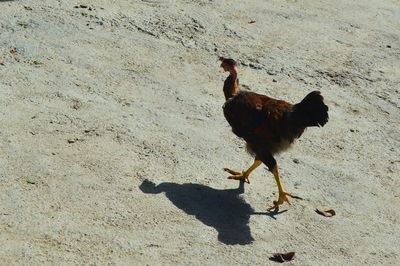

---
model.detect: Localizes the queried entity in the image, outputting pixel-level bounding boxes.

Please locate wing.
[223,91,292,140]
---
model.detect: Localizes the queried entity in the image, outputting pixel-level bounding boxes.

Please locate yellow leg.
[224,159,262,184]
[272,166,285,193]
[268,165,293,210]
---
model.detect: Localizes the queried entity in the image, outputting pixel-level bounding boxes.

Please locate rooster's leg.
[224,159,262,184]
[267,165,293,210]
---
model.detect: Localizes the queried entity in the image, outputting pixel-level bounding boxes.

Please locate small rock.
[72,100,82,110]
[267,70,278,75]
[293,158,300,164]
[272,79,277,83]
[386,45,391,48]
[10,47,17,54]
[249,63,264,70]
[32,60,43,66]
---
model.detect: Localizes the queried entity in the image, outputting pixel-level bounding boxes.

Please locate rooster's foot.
[267,191,293,210]
[224,168,250,184]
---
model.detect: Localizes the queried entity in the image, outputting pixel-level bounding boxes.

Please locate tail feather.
[292,91,329,127]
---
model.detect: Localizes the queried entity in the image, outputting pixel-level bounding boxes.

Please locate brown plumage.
[220,57,328,209]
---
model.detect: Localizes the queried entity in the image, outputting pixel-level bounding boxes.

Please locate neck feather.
[223,74,238,100]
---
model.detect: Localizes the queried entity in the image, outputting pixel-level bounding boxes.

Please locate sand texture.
[1,0,399,265]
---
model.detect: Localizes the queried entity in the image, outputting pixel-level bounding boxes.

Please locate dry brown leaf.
[315,208,336,217]
[269,252,295,263]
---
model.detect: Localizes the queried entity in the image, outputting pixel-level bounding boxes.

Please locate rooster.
[220,57,328,209]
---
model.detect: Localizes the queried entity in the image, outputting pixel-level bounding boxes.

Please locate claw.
[223,160,261,185]
[267,191,293,210]
[224,168,250,184]
[223,168,241,176]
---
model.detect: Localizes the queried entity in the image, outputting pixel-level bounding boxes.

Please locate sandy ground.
[1,0,399,265]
